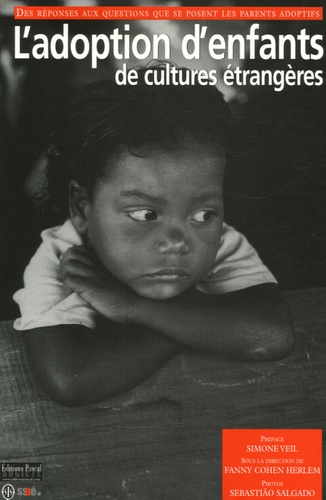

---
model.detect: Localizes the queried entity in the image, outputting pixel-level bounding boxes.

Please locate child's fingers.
[59,259,101,282]
[60,246,109,279]
[64,275,107,304]
[64,274,88,291]
[63,275,88,298]
[60,246,95,269]
[64,275,133,323]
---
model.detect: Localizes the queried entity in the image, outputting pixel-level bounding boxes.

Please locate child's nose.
[157,225,190,255]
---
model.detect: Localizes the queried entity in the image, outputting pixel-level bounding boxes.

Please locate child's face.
[83,142,224,300]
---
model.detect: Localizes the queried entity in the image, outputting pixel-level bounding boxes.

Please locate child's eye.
[191,210,215,223]
[128,209,158,221]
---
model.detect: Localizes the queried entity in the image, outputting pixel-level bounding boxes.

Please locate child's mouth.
[145,268,190,281]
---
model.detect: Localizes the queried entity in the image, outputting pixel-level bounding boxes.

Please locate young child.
[13,65,294,406]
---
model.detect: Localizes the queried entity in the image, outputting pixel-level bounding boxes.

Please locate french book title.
[14,22,324,92]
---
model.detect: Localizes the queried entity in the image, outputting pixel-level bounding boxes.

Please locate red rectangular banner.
[14,6,323,21]
[222,429,322,500]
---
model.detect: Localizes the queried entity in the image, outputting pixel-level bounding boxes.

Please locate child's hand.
[59,246,137,323]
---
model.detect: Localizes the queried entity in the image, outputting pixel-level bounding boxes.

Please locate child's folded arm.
[132,283,295,362]
[23,322,182,407]
[64,256,294,364]
[21,261,294,407]
[22,282,293,407]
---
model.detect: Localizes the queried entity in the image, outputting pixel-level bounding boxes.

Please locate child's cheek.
[90,221,152,273]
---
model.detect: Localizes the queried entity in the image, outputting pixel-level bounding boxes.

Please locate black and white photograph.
[0,0,325,498]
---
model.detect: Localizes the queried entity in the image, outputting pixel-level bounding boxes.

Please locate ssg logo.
[1,484,15,500]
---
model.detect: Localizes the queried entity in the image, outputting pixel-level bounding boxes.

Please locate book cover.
[0,1,325,499]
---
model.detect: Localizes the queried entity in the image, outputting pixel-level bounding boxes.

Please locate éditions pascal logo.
[1,463,43,482]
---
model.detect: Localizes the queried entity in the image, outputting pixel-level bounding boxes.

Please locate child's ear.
[69,180,91,235]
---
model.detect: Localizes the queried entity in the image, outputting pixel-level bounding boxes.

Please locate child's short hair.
[46,63,231,220]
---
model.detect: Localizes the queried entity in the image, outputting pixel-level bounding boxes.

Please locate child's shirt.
[13,220,277,331]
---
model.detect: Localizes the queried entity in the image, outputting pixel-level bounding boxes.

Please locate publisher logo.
[17,486,41,497]
[1,484,15,500]
[1,464,43,482]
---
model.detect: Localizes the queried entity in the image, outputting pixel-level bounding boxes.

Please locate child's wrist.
[129,294,151,325]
